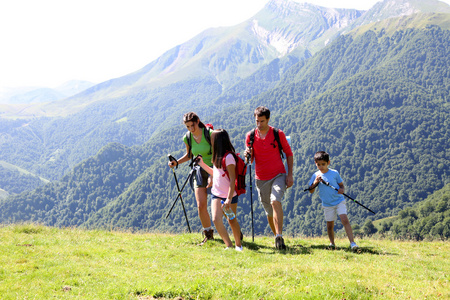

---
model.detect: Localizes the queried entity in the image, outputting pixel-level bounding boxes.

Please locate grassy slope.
[0,224,448,299]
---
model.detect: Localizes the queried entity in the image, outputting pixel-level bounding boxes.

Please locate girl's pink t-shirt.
[211,153,237,198]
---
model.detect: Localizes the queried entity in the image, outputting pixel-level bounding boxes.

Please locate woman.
[168,112,214,245]
[198,129,243,251]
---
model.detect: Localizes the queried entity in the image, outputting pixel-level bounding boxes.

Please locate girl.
[168,112,214,245]
[198,129,243,251]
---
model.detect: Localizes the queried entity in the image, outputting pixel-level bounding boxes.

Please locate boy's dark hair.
[314,151,330,162]
[254,106,270,119]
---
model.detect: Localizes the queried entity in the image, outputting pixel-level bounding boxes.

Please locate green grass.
[0,224,448,299]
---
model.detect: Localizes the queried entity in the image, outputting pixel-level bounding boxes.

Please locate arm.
[224,162,236,207]
[286,155,294,188]
[278,129,294,187]
[197,156,213,176]
[338,181,345,194]
[168,142,191,168]
[308,174,321,194]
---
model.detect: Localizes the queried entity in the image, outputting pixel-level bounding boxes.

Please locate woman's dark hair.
[183,112,205,128]
[254,106,270,119]
[211,129,235,168]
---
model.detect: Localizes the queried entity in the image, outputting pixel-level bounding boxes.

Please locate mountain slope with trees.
[386,183,450,240]
[2,0,446,190]
[1,13,448,237]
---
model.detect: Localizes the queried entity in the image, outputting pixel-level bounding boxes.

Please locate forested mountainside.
[1,16,448,236]
[378,183,450,240]
[1,0,447,189]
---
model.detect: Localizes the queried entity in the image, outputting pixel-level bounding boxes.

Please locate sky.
[0,0,448,89]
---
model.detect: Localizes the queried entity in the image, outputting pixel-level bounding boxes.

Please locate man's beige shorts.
[255,173,286,217]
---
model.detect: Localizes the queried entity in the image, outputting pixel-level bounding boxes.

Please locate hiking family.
[168,106,358,251]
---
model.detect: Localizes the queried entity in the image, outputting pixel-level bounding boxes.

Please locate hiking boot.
[275,236,286,250]
[198,229,214,246]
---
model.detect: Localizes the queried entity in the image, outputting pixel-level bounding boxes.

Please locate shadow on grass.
[186,233,390,256]
[240,240,313,255]
[309,244,394,255]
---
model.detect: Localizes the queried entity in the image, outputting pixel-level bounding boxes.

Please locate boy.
[308,151,358,250]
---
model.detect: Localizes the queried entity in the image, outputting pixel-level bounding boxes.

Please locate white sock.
[276,234,282,238]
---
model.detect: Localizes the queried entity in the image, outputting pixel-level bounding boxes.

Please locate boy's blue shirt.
[309,168,345,207]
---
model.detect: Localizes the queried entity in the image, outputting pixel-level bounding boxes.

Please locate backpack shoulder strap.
[204,127,211,145]
[273,128,284,159]
[249,129,256,147]
[221,151,232,170]
[185,132,194,165]
[204,127,212,155]
[221,151,238,176]
[185,132,192,155]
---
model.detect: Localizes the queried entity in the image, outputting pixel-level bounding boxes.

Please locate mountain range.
[0,0,449,236]
[0,80,95,105]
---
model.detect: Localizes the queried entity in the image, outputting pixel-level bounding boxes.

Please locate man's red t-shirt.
[245,126,293,181]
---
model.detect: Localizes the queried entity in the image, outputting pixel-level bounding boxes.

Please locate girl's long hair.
[211,129,235,169]
[183,112,205,128]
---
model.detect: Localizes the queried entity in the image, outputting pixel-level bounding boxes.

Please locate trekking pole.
[305,179,376,215]
[166,154,191,233]
[246,153,254,242]
[166,155,202,218]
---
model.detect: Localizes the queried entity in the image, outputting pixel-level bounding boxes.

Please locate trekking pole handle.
[245,147,252,164]
[319,178,340,192]
[168,154,179,169]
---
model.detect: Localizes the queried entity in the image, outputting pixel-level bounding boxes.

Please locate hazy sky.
[0,0,448,89]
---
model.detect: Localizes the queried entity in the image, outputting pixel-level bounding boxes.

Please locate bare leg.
[267,216,276,235]
[230,203,238,214]
[228,218,242,247]
[211,199,232,247]
[339,214,355,244]
[230,203,243,243]
[327,221,335,245]
[272,201,284,235]
[195,187,211,228]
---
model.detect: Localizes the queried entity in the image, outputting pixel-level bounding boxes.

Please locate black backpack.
[249,127,284,159]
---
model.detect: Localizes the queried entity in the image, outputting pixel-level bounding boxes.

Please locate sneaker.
[224,247,231,250]
[328,243,336,250]
[275,236,286,250]
[235,245,243,251]
[198,229,214,246]
[350,242,358,250]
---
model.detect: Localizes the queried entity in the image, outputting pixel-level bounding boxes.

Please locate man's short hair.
[254,106,270,119]
[314,151,330,162]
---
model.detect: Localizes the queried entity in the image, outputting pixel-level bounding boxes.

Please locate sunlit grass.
[0,223,448,299]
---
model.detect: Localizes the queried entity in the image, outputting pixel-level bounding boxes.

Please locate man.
[245,106,294,249]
